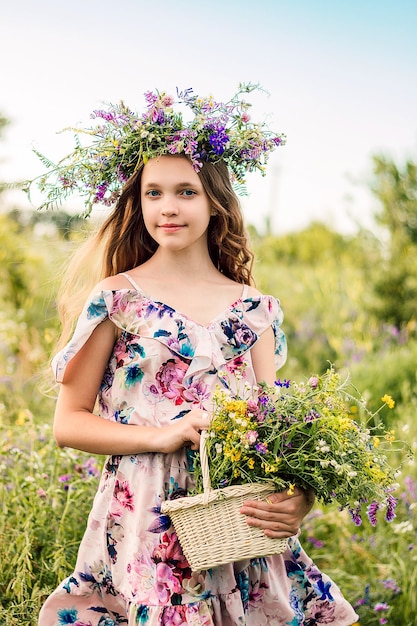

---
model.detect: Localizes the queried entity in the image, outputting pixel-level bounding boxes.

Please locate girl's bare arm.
[53,319,207,455]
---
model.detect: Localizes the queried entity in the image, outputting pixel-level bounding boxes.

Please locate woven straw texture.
[161,433,288,571]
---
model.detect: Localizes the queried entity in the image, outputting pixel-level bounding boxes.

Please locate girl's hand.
[155,408,209,454]
[239,486,315,539]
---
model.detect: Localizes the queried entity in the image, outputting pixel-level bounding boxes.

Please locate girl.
[36,88,359,625]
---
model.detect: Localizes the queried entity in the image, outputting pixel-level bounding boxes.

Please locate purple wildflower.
[91,109,116,122]
[208,128,229,155]
[58,474,72,483]
[275,379,291,388]
[348,505,362,526]
[255,442,268,455]
[385,494,397,522]
[304,410,320,423]
[117,164,129,183]
[94,181,108,202]
[367,500,380,526]
[307,536,324,548]
[354,584,370,607]
[58,474,72,491]
[176,87,194,100]
[374,602,390,611]
[144,91,158,107]
[83,457,101,478]
[382,578,401,594]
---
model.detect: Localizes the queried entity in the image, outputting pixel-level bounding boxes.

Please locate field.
[0,210,416,625]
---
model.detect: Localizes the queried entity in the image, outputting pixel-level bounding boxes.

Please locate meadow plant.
[0,410,102,625]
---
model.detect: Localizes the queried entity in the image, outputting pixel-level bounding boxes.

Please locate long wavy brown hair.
[55,156,254,349]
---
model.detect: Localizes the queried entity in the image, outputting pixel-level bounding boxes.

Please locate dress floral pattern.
[39,282,359,626]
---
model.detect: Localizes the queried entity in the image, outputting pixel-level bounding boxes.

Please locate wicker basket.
[161,432,288,571]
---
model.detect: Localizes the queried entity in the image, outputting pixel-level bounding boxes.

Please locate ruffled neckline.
[113,285,248,329]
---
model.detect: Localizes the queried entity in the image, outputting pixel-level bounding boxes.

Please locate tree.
[369,155,417,328]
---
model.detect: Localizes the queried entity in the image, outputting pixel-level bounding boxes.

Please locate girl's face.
[141,155,212,252]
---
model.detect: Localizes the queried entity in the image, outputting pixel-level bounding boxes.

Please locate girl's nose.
[161,196,179,216]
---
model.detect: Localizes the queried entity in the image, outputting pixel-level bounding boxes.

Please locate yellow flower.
[381,394,395,409]
[229,450,242,462]
[247,458,255,469]
[373,436,380,448]
[287,483,296,496]
[385,430,395,443]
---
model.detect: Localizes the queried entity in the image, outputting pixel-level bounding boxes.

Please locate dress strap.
[120,272,141,291]
[241,284,249,299]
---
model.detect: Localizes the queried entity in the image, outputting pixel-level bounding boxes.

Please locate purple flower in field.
[58,474,72,483]
[36,488,47,499]
[385,494,397,522]
[58,473,72,491]
[367,500,380,526]
[307,536,324,548]
[83,457,101,478]
[354,584,370,608]
[348,505,362,526]
[374,602,390,611]
[255,442,267,455]
[382,578,401,594]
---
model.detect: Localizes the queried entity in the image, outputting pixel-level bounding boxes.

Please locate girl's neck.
[141,247,218,281]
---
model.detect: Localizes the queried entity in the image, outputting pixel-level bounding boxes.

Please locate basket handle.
[200,430,212,505]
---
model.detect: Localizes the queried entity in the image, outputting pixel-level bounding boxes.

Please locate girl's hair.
[55,156,254,350]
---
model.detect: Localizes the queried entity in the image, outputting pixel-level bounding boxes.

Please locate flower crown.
[26,83,286,217]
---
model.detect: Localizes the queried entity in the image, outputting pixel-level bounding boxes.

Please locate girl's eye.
[181,189,196,197]
[146,190,160,197]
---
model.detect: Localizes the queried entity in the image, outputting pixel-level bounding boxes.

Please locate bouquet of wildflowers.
[193,367,404,527]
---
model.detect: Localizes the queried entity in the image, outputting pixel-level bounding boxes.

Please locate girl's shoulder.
[245,285,264,299]
[94,274,134,292]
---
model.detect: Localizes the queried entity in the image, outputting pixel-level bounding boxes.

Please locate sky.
[1,0,416,234]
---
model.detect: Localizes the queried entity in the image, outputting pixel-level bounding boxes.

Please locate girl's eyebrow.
[143,181,199,189]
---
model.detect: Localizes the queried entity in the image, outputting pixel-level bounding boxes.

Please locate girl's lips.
[158,224,184,232]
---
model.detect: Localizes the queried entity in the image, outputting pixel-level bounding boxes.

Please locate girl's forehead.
[142,155,201,183]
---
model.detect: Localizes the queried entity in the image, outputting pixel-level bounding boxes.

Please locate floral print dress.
[39,278,359,626]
